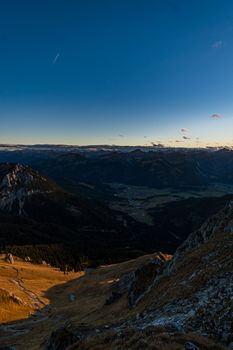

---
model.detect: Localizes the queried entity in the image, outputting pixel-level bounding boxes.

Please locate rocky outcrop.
[0,163,50,215]
[0,288,24,305]
[166,200,233,274]
[46,327,78,350]
[128,252,169,306]
[135,200,233,347]
[105,252,171,306]
[185,343,200,350]
[5,253,14,264]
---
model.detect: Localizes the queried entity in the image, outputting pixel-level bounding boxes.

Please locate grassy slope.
[0,255,83,324]
[0,253,167,349]
[0,247,229,350]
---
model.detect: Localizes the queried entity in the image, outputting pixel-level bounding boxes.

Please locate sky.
[1,0,233,146]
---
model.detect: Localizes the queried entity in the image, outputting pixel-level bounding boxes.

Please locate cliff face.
[134,200,233,346]
[167,200,233,272]
[0,163,57,215]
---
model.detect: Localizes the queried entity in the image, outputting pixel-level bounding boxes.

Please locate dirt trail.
[0,263,78,348]
[10,266,46,310]
[0,265,51,340]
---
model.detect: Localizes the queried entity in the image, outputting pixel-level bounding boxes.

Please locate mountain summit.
[0,163,59,215]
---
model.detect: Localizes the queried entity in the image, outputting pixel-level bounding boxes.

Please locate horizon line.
[0,143,232,150]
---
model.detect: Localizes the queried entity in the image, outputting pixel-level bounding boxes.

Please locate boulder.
[185,342,200,350]
[69,293,76,302]
[5,253,14,264]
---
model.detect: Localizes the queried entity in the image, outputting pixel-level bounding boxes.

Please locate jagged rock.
[185,342,200,350]
[104,253,170,307]
[0,163,50,215]
[0,288,24,305]
[128,253,169,306]
[133,200,233,346]
[5,253,14,264]
[10,294,23,305]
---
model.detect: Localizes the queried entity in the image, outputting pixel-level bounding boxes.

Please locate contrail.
[52,53,60,65]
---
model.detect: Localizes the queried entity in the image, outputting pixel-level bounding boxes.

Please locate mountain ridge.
[44,199,233,349]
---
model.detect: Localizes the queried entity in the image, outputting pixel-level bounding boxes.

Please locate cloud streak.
[212,40,223,49]
[211,113,222,119]
[151,142,165,148]
[52,53,60,65]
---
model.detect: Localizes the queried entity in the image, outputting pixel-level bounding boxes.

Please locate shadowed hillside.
[1,195,233,349]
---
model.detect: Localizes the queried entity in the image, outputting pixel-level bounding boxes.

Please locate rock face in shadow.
[128,253,169,306]
[138,200,233,346]
[46,327,78,350]
[105,252,171,307]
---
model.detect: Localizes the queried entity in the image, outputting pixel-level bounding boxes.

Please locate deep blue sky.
[1,0,233,146]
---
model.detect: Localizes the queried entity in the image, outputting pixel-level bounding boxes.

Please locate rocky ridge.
[0,163,55,215]
[46,200,233,349]
[135,200,233,346]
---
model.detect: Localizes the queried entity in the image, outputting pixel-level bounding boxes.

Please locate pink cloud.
[211,113,223,119]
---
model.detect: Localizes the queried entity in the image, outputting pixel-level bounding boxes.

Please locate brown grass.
[0,241,229,350]
[0,288,31,323]
[0,254,83,323]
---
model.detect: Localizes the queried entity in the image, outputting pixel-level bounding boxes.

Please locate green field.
[106,182,233,225]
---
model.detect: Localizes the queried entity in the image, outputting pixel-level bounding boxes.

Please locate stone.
[185,342,200,350]
[69,293,76,302]
[5,253,14,264]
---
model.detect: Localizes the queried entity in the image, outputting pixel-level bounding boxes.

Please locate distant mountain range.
[0,143,225,152]
[2,147,232,188]
[1,148,233,269]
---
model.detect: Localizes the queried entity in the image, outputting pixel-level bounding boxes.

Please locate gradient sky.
[1,0,233,146]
